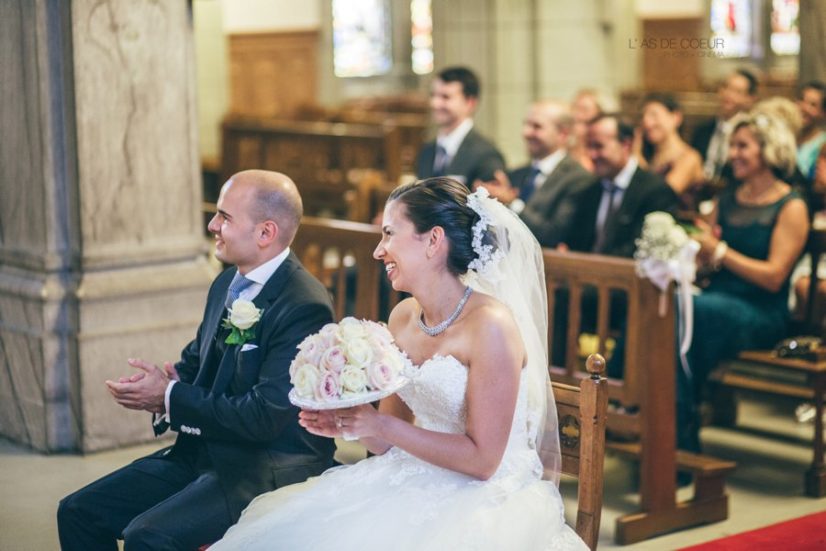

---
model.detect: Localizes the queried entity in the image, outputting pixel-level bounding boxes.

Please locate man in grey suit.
[415,66,505,187]
[477,99,591,248]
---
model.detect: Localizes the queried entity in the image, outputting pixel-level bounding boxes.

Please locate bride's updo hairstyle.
[387,177,481,275]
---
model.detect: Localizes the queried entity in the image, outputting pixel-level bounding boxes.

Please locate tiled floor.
[1,394,823,550]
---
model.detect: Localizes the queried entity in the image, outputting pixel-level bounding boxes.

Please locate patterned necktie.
[519,166,543,203]
[225,274,255,310]
[433,144,449,177]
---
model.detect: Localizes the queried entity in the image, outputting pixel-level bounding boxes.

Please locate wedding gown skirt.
[213,355,587,550]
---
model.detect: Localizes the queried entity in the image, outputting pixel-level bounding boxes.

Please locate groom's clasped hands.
[104,358,180,414]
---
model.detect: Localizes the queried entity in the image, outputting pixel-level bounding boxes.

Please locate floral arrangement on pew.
[634,211,700,377]
[288,317,411,412]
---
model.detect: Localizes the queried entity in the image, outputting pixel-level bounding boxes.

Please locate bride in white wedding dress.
[212,178,587,550]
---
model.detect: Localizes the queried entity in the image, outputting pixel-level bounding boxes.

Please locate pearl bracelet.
[712,240,728,270]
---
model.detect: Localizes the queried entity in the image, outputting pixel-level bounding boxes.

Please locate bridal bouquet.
[634,211,700,374]
[288,317,411,410]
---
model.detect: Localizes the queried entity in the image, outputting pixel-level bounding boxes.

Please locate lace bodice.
[397,355,540,479]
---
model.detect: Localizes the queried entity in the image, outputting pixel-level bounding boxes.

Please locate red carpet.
[678,511,826,550]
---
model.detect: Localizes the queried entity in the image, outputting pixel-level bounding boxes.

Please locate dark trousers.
[57,445,232,551]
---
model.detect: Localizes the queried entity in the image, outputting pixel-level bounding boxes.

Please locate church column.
[799,0,826,83]
[0,0,215,453]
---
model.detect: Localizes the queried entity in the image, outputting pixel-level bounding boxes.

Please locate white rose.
[668,226,688,247]
[229,299,262,330]
[345,338,373,367]
[644,211,674,233]
[338,317,367,340]
[292,364,321,398]
[339,364,368,394]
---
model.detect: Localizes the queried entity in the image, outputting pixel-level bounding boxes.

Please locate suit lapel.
[532,157,572,209]
[194,269,236,387]
[210,253,301,393]
[603,168,641,251]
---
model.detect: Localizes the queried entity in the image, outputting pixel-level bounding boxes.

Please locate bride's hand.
[334,404,382,439]
[298,409,340,438]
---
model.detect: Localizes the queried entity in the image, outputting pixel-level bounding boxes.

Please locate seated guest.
[563,113,678,257]
[553,114,677,371]
[415,66,505,187]
[691,68,759,183]
[476,99,592,247]
[57,171,336,549]
[796,81,826,180]
[679,113,809,453]
[637,92,705,210]
[570,88,604,172]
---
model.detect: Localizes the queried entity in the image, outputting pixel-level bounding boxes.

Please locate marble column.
[799,0,826,84]
[0,0,215,453]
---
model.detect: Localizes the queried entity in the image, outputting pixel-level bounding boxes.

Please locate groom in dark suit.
[415,66,505,187]
[57,170,336,550]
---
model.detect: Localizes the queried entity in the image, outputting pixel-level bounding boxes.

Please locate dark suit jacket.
[415,127,505,186]
[690,118,718,162]
[512,154,593,248]
[156,252,335,519]
[565,167,679,258]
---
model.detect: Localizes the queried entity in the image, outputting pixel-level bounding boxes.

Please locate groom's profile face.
[208,179,259,272]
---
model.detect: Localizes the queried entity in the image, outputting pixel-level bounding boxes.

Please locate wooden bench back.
[543,249,675,413]
[543,249,680,514]
[292,217,401,321]
[554,355,608,550]
[220,116,403,212]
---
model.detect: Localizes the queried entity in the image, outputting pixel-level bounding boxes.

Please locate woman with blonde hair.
[677,112,810,453]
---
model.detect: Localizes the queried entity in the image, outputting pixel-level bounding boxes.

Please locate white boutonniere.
[222,299,263,345]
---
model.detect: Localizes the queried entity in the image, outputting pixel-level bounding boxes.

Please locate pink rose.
[314,371,340,402]
[320,345,347,374]
[297,334,325,366]
[367,356,400,390]
[364,321,393,349]
[318,323,341,348]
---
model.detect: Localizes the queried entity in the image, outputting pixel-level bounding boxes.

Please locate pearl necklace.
[417,286,473,337]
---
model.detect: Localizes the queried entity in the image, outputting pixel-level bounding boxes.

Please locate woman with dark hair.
[213,178,586,550]
[637,92,704,207]
[677,113,810,453]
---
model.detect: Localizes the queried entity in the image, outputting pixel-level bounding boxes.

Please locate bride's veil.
[463,188,562,484]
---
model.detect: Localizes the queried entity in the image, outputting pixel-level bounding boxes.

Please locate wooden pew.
[220,116,403,219]
[556,354,608,550]
[709,228,826,497]
[543,249,735,545]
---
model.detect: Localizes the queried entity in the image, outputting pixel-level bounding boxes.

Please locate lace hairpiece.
[465,187,507,280]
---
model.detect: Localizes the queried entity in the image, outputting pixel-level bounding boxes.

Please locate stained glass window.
[332,0,392,78]
[710,0,752,58]
[770,0,800,55]
[411,0,433,75]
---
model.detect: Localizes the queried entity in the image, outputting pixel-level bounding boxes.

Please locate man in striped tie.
[58,170,335,550]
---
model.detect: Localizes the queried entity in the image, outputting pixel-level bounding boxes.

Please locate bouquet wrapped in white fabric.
[633,211,700,375]
[288,317,411,410]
